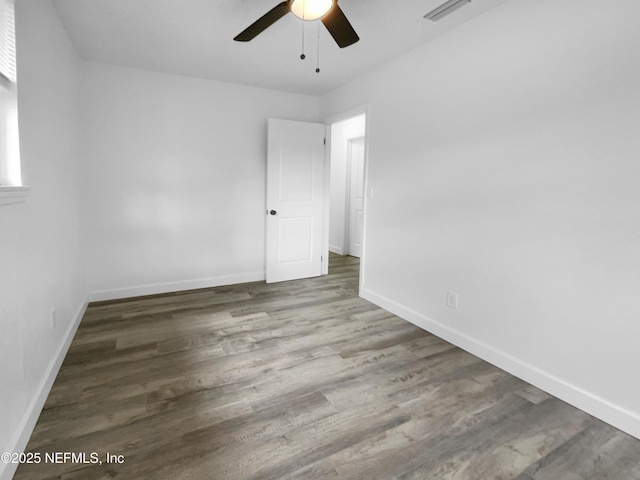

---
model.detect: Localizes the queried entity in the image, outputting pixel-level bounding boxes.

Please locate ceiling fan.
[234,0,359,48]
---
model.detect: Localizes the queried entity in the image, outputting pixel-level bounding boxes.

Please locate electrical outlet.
[446,291,459,309]
[51,308,57,329]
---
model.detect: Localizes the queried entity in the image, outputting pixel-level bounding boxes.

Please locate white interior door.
[266,118,325,283]
[347,137,365,258]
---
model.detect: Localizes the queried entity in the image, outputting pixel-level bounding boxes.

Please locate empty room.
[1,0,639,478]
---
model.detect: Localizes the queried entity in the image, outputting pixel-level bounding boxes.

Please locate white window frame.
[0,0,28,205]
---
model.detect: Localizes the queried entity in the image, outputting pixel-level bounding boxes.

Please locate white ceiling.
[51,0,509,96]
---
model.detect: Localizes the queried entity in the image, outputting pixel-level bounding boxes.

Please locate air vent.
[424,0,472,21]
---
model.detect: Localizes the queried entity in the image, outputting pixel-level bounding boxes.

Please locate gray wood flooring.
[15,254,640,479]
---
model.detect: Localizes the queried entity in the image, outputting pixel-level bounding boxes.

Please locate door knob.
[269,210,277,215]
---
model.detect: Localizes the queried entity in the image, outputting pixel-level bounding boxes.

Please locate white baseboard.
[87,271,266,302]
[361,287,640,441]
[329,245,344,255]
[0,299,88,480]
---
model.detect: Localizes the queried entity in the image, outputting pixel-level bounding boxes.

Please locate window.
[0,0,26,204]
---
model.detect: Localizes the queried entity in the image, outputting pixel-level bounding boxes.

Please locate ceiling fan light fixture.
[290,0,334,21]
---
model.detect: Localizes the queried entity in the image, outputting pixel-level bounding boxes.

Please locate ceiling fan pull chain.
[300,20,306,60]
[300,0,307,60]
[315,22,321,73]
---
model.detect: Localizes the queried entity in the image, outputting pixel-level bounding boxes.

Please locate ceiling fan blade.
[234,2,290,42]
[321,4,359,48]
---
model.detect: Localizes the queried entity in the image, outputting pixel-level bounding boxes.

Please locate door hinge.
[321,255,323,262]
[323,138,326,145]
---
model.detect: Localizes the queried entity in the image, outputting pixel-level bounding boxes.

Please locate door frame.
[323,104,370,294]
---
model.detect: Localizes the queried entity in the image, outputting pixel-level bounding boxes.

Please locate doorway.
[265,112,367,284]
[328,113,367,258]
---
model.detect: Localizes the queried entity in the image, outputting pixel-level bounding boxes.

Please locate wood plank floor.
[16,254,640,479]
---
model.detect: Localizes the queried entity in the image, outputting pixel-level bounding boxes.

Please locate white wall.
[329,114,365,255]
[321,0,640,438]
[0,1,85,479]
[81,63,320,299]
